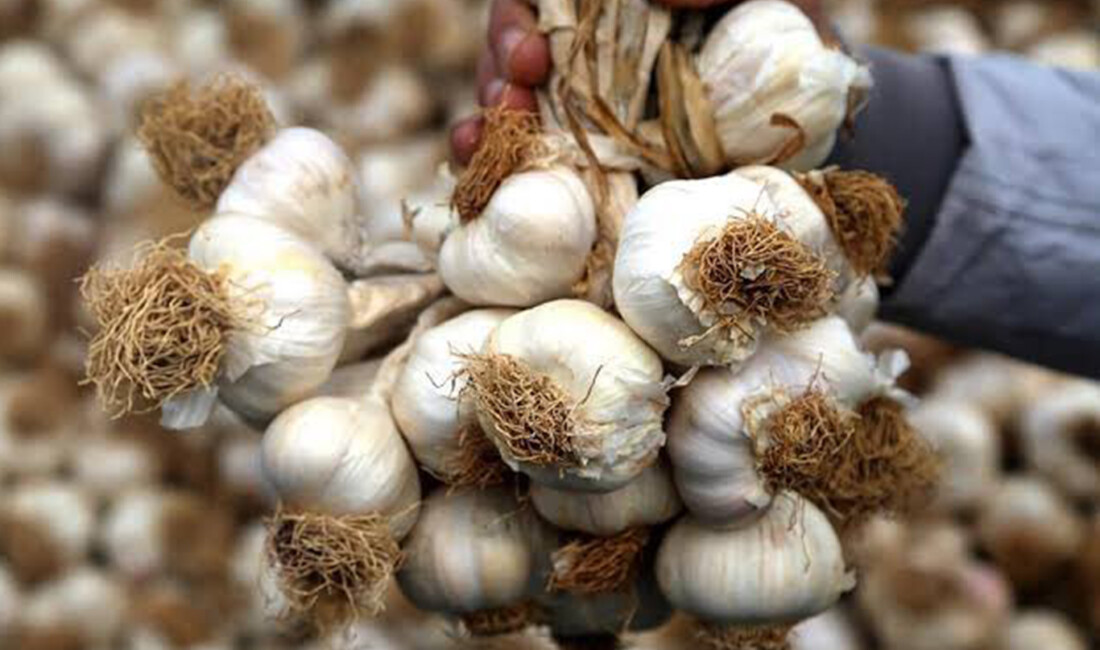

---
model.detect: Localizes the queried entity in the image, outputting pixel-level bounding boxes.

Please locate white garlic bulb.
[357,136,446,243]
[70,432,160,501]
[906,7,991,56]
[991,1,1051,50]
[165,213,350,427]
[224,0,306,81]
[1026,31,1100,70]
[61,5,162,79]
[667,316,891,525]
[0,269,48,363]
[540,569,672,639]
[217,127,372,274]
[20,568,127,647]
[531,460,682,536]
[1002,610,1088,650]
[440,167,596,307]
[790,607,865,650]
[1020,381,1100,500]
[976,476,1084,587]
[0,482,95,582]
[657,492,853,625]
[392,308,515,480]
[614,170,845,367]
[99,50,178,136]
[326,64,435,145]
[932,354,1056,426]
[397,486,556,615]
[470,299,667,492]
[697,0,871,170]
[909,398,1000,511]
[261,396,421,537]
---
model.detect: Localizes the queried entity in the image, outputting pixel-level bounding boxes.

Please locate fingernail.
[498,28,526,70]
[483,79,505,106]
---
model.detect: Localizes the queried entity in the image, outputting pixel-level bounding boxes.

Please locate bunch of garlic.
[463,299,669,492]
[261,396,421,624]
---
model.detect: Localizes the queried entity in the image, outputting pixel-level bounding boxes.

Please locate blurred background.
[0,0,1097,649]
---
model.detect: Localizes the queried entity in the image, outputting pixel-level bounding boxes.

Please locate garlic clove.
[531,459,683,536]
[468,299,668,492]
[656,492,853,625]
[440,167,596,307]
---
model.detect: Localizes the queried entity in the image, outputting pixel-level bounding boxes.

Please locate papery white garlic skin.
[697,0,871,171]
[481,300,667,492]
[909,398,999,511]
[71,433,159,500]
[391,308,515,477]
[21,568,127,646]
[397,486,556,615]
[531,459,682,536]
[1020,381,1100,500]
[1003,610,1088,650]
[4,482,95,568]
[261,396,420,538]
[667,316,886,525]
[100,490,170,579]
[217,128,371,274]
[657,492,853,624]
[440,167,596,307]
[613,171,782,367]
[834,277,879,334]
[231,523,292,628]
[177,213,350,426]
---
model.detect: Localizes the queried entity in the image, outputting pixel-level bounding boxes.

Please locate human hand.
[451,0,825,165]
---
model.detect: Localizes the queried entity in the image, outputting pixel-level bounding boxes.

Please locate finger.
[490,0,551,86]
[451,117,484,166]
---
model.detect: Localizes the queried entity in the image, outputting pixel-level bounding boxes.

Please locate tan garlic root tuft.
[266,509,402,627]
[451,107,547,224]
[80,239,247,417]
[695,622,792,650]
[130,587,218,647]
[679,215,834,333]
[460,352,585,468]
[759,392,939,526]
[799,170,905,276]
[547,528,650,595]
[443,423,512,490]
[461,601,543,637]
[137,75,276,209]
[9,626,86,650]
[6,364,79,437]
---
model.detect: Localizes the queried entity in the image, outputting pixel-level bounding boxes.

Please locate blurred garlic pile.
[3,0,1098,649]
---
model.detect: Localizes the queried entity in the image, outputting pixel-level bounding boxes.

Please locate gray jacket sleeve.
[829,47,1100,378]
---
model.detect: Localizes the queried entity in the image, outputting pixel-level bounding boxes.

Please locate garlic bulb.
[392,308,515,483]
[0,268,48,363]
[908,398,1000,511]
[790,607,864,650]
[667,316,897,525]
[84,212,350,429]
[657,492,853,624]
[216,127,372,275]
[976,476,1084,588]
[540,568,672,640]
[932,354,1057,426]
[61,5,162,78]
[70,432,161,501]
[614,170,842,367]
[19,568,127,648]
[992,1,1052,50]
[696,0,871,170]
[357,136,446,243]
[261,396,420,536]
[99,50,178,136]
[326,64,435,146]
[224,0,305,81]
[439,167,596,307]
[1002,610,1088,650]
[1019,381,1100,501]
[397,486,556,618]
[0,379,68,479]
[906,7,991,55]
[531,460,682,536]
[1026,31,1100,70]
[0,482,95,583]
[467,299,667,492]
[100,489,236,581]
